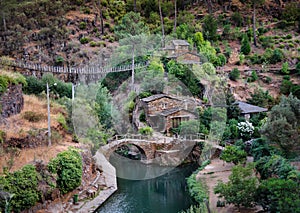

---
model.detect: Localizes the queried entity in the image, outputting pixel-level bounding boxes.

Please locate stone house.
[137,94,197,133]
[163,40,201,64]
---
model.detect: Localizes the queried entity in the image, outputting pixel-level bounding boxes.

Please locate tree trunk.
[134,0,137,12]
[158,0,165,47]
[131,44,135,91]
[95,0,104,35]
[252,4,257,46]
[205,0,213,14]
[173,0,177,33]
[2,12,7,32]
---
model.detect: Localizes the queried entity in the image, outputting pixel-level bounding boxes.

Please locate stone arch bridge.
[99,134,221,165]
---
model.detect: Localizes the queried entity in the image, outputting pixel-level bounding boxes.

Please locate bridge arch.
[102,139,155,160]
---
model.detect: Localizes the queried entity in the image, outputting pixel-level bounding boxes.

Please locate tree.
[240,34,251,55]
[247,88,274,108]
[173,0,177,33]
[0,0,17,32]
[255,178,300,212]
[158,0,165,47]
[48,149,83,194]
[214,164,259,209]
[202,15,217,42]
[261,95,300,157]
[114,12,150,90]
[247,0,265,46]
[255,155,295,180]
[229,68,240,81]
[220,145,247,165]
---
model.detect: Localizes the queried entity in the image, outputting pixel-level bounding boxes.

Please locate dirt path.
[196,157,262,213]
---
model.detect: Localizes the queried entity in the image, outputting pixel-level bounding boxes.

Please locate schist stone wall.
[0,84,24,119]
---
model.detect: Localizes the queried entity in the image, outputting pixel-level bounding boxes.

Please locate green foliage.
[220,145,247,165]
[0,130,6,143]
[250,138,272,162]
[79,21,87,30]
[247,88,274,108]
[22,111,45,122]
[24,75,72,98]
[202,15,217,42]
[255,178,300,212]
[262,48,284,64]
[0,72,26,94]
[229,68,240,81]
[141,58,165,93]
[167,60,202,97]
[57,113,68,130]
[231,12,243,27]
[115,12,149,39]
[247,71,258,82]
[240,34,251,55]
[214,164,259,209]
[48,148,82,194]
[261,95,300,157]
[79,37,89,44]
[282,2,300,22]
[281,62,289,74]
[0,165,39,213]
[255,155,295,180]
[296,62,300,75]
[222,119,239,141]
[176,23,195,40]
[187,172,208,204]
[0,75,9,94]
[179,120,199,135]
[138,126,153,136]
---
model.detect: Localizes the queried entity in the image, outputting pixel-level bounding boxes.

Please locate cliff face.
[0,84,24,119]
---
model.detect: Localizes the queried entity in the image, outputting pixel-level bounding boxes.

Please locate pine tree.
[241,34,251,55]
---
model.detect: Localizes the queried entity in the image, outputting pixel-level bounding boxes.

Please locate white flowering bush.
[237,121,254,140]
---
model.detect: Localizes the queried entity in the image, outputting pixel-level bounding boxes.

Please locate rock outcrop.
[0,84,24,119]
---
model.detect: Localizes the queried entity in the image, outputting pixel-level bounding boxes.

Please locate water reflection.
[97,160,197,213]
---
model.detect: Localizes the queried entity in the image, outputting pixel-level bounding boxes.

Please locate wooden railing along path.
[0,58,149,75]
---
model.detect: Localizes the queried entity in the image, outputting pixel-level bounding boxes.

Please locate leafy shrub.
[247,71,258,82]
[202,15,217,41]
[79,37,89,44]
[48,148,82,194]
[241,34,251,55]
[0,165,40,213]
[214,164,259,208]
[296,62,300,75]
[255,178,300,212]
[281,62,289,74]
[79,22,87,30]
[22,111,45,122]
[0,75,9,94]
[255,155,295,180]
[220,145,247,165]
[57,113,67,130]
[138,126,153,136]
[229,68,240,81]
[0,130,6,143]
[231,12,243,27]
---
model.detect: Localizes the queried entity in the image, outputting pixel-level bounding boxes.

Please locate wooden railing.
[0,58,149,75]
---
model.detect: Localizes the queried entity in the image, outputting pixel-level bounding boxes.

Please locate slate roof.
[172,40,190,46]
[236,101,268,114]
[141,94,178,103]
[159,107,194,117]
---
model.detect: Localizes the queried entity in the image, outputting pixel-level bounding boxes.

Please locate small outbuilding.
[235,101,268,120]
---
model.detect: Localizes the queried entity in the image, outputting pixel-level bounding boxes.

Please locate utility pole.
[46,82,56,146]
[46,82,51,146]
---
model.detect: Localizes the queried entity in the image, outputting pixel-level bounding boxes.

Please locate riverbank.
[68,151,117,213]
[196,157,262,213]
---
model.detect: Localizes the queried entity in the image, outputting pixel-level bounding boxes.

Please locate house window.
[172,117,189,128]
[162,103,167,109]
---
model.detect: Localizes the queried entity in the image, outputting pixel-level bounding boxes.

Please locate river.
[97,154,197,213]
